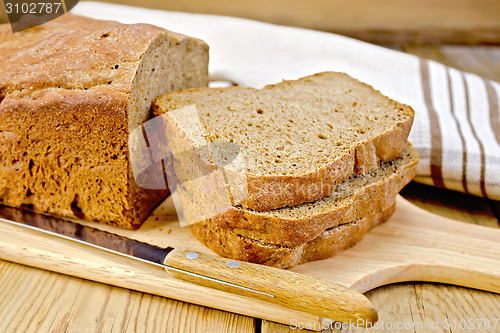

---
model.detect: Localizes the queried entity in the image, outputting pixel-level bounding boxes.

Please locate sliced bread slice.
[189,144,419,247]
[191,203,396,269]
[153,72,415,211]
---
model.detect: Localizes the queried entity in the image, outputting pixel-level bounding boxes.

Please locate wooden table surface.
[0,44,499,332]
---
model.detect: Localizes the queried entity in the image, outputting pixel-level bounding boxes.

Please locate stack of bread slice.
[153,72,419,268]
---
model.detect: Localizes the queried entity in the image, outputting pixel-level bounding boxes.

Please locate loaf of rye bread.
[190,145,419,268]
[0,14,209,229]
[153,72,415,212]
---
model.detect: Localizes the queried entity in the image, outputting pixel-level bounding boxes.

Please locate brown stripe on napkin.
[484,79,500,145]
[416,147,431,158]
[447,69,469,194]
[420,59,444,188]
[462,73,487,197]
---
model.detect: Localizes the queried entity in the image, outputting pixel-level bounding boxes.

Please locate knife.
[0,204,377,326]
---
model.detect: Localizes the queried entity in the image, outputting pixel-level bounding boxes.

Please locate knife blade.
[0,204,378,326]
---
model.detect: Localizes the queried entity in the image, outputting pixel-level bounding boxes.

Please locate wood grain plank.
[263,283,500,332]
[0,260,255,333]
[3,0,500,44]
[489,200,500,225]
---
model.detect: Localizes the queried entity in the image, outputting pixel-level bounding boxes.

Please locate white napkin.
[73,2,500,201]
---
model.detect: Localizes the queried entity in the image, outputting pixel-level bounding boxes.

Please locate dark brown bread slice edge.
[191,203,396,269]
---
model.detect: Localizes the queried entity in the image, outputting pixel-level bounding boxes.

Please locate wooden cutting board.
[0,195,499,331]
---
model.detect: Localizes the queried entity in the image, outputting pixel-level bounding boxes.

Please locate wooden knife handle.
[163,247,377,327]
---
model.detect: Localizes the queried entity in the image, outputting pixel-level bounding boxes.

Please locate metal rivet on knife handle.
[226,260,240,268]
[185,252,199,259]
